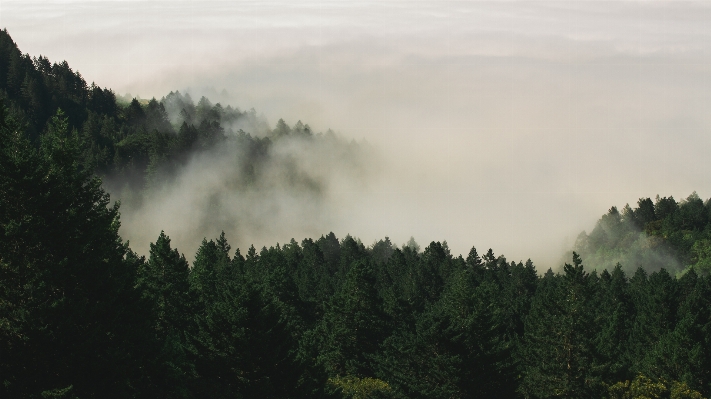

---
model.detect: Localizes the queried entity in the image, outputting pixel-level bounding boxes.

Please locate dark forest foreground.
[1,28,711,399]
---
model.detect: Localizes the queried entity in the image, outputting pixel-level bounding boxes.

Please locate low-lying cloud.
[107,118,381,261]
[3,1,711,269]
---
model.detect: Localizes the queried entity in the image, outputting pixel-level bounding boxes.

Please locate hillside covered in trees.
[0,28,364,194]
[573,193,711,276]
[0,27,374,256]
[2,28,711,399]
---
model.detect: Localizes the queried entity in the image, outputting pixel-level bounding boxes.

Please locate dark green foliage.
[575,192,711,275]
[636,270,711,393]
[139,231,192,336]
[191,274,307,397]
[316,260,389,378]
[593,264,633,384]
[627,267,680,376]
[519,254,600,398]
[137,231,193,397]
[296,237,333,310]
[417,242,452,304]
[6,104,711,396]
[0,106,151,397]
[376,306,462,399]
[190,236,231,305]
[374,252,520,399]
[0,29,115,141]
[187,234,331,398]
[7,27,711,399]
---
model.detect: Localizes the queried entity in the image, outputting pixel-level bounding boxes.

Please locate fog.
[106,106,382,263]
[3,1,711,269]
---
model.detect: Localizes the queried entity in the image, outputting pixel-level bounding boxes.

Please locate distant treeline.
[574,193,711,275]
[2,104,710,398]
[2,28,711,399]
[0,29,340,194]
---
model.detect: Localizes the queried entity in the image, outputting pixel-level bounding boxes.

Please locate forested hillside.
[2,28,711,398]
[0,28,358,194]
[573,193,711,276]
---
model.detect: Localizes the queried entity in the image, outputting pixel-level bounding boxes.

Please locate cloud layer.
[3,1,711,268]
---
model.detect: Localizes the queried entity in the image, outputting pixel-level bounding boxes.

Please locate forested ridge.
[573,194,711,276]
[2,29,711,399]
[0,28,344,195]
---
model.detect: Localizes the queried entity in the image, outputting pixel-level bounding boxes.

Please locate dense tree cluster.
[574,193,711,275]
[3,105,710,397]
[0,29,333,195]
[2,28,711,398]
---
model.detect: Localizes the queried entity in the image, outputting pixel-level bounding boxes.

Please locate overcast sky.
[2,1,710,268]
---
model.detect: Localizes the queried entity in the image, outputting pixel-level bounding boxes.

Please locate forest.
[2,28,711,399]
[572,194,711,277]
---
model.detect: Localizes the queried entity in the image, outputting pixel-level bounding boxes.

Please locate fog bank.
[3,1,711,269]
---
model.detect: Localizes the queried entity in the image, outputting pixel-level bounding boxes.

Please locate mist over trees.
[0,28,365,191]
[3,28,711,399]
[0,27,376,257]
[572,193,711,276]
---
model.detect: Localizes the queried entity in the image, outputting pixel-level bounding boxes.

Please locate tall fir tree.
[519,254,599,398]
[317,259,389,378]
[136,231,194,398]
[592,264,633,385]
[0,106,151,398]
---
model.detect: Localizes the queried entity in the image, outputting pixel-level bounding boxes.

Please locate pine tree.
[317,260,389,378]
[139,232,191,335]
[0,106,150,397]
[519,254,599,398]
[642,272,711,395]
[593,264,633,385]
[441,269,517,398]
[628,267,679,374]
[189,235,231,306]
[375,305,461,399]
[137,231,194,397]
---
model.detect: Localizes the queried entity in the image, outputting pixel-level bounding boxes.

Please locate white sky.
[1,1,710,268]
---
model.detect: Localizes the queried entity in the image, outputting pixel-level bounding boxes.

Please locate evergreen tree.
[297,237,333,314]
[0,106,150,397]
[376,305,461,399]
[140,232,191,336]
[440,269,517,398]
[189,235,326,398]
[317,260,389,378]
[628,267,679,374]
[191,275,305,397]
[137,231,194,398]
[642,272,711,394]
[593,264,633,385]
[189,235,231,306]
[258,244,307,335]
[520,254,599,398]
[465,246,485,283]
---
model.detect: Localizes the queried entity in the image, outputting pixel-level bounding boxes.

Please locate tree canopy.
[2,28,711,398]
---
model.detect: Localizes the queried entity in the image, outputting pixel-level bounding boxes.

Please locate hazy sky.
[2,1,710,268]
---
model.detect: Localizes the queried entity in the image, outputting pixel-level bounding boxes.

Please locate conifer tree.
[137,231,194,397]
[519,254,599,398]
[376,305,461,399]
[317,260,389,378]
[190,235,231,305]
[297,237,333,314]
[0,106,150,397]
[628,267,679,374]
[642,272,711,394]
[593,264,633,385]
[189,235,326,398]
[440,269,517,398]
